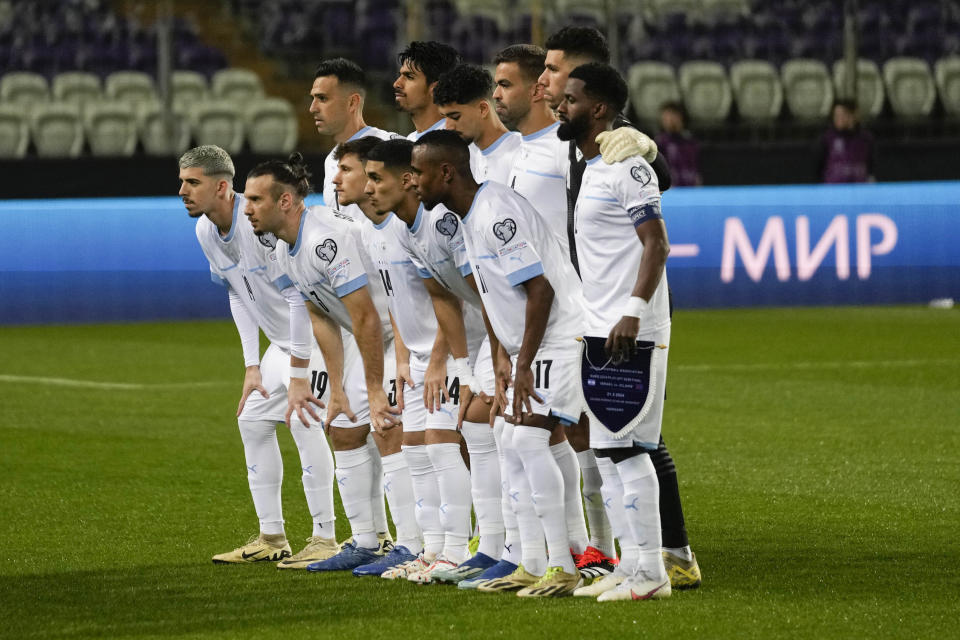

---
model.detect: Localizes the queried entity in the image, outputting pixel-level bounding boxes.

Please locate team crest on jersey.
[493,218,517,245]
[630,164,652,186]
[436,212,459,237]
[257,233,277,249]
[316,239,338,263]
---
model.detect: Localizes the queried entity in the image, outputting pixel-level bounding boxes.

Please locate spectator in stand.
[654,102,701,187]
[818,99,876,183]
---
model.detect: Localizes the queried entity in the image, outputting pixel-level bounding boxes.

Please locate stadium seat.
[934,56,960,117]
[83,102,138,156]
[832,59,885,119]
[781,59,834,120]
[651,0,703,21]
[52,72,102,106]
[0,105,30,158]
[245,97,298,154]
[211,68,264,103]
[678,60,732,123]
[627,62,682,125]
[730,60,783,121]
[105,71,158,105]
[0,72,50,106]
[172,70,209,105]
[30,103,84,157]
[883,57,936,118]
[190,100,245,154]
[138,103,192,155]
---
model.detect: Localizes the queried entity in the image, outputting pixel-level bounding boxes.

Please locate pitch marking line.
[0,374,232,391]
[676,358,957,372]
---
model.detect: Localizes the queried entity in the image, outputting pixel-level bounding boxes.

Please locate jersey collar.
[373,211,394,230]
[217,194,242,243]
[462,181,489,224]
[522,121,559,142]
[481,131,513,155]
[287,206,310,257]
[411,203,424,233]
[348,125,373,141]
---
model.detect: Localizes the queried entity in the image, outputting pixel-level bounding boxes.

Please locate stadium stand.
[190,100,245,154]
[52,72,103,106]
[883,57,937,119]
[245,96,298,154]
[211,67,264,103]
[935,56,960,117]
[83,101,138,156]
[781,59,834,121]
[627,61,682,126]
[138,103,193,156]
[30,103,84,158]
[0,72,50,106]
[678,60,732,124]
[0,104,30,158]
[729,60,783,122]
[105,71,158,105]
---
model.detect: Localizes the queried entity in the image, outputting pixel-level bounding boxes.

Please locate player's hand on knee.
[605,316,641,364]
[285,377,324,428]
[423,357,448,414]
[237,365,269,417]
[369,388,401,433]
[324,387,356,425]
[596,128,658,165]
[511,365,543,423]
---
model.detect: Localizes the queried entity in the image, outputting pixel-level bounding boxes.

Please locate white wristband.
[622,296,649,319]
[454,357,479,390]
[290,366,309,380]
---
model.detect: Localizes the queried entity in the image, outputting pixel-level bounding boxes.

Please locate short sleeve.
[310,229,368,298]
[488,204,545,287]
[615,158,663,228]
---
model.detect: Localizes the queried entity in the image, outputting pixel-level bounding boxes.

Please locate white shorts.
[328,334,398,429]
[588,326,670,451]
[401,355,460,432]
[240,342,328,423]
[473,335,496,396]
[505,349,583,426]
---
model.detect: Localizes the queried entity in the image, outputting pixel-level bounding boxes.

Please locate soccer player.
[178,145,337,569]
[393,41,461,140]
[495,43,616,579]
[411,130,585,597]
[242,155,422,573]
[434,63,521,184]
[557,62,672,601]
[309,57,397,548]
[357,138,479,583]
[540,27,701,589]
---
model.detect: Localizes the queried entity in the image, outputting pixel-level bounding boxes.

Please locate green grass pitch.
[1,306,957,639]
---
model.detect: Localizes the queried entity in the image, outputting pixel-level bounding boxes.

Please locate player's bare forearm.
[425,277,466,359]
[343,288,385,391]
[632,218,670,302]
[308,302,345,390]
[516,275,554,370]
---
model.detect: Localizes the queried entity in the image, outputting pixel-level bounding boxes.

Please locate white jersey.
[196,194,293,349]
[575,155,670,335]
[507,121,570,256]
[406,118,446,141]
[276,205,392,339]
[366,213,438,363]
[323,125,394,217]
[475,131,521,184]
[461,181,585,355]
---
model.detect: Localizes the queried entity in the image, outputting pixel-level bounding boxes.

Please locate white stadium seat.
[30,102,84,157]
[211,68,264,103]
[52,72,102,106]
[245,97,298,154]
[190,99,245,154]
[781,59,834,121]
[832,59,884,119]
[83,101,138,156]
[0,72,50,106]
[935,56,960,117]
[730,60,783,121]
[678,60,732,123]
[0,104,30,158]
[627,62,682,125]
[883,57,936,118]
[138,103,192,155]
[105,71,158,105]
[172,70,209,105]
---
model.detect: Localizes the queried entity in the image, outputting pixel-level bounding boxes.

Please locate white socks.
[551,440,589,555]
[238,419,285,535]
[426,442,472,563]
[597,455,634,574]
[494,419,522,565]
[289,420,336,538]
[514,427,575,575]
[503,424,546,575]
[333,446,377,549]
[578,449,615,557]
[380,451,421,552]
[616,452,665,578]
[366,432,389,535]
[402,444,442,556]
[461,421,505,559]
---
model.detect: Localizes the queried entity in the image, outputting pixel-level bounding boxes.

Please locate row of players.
[177,27,700,601]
